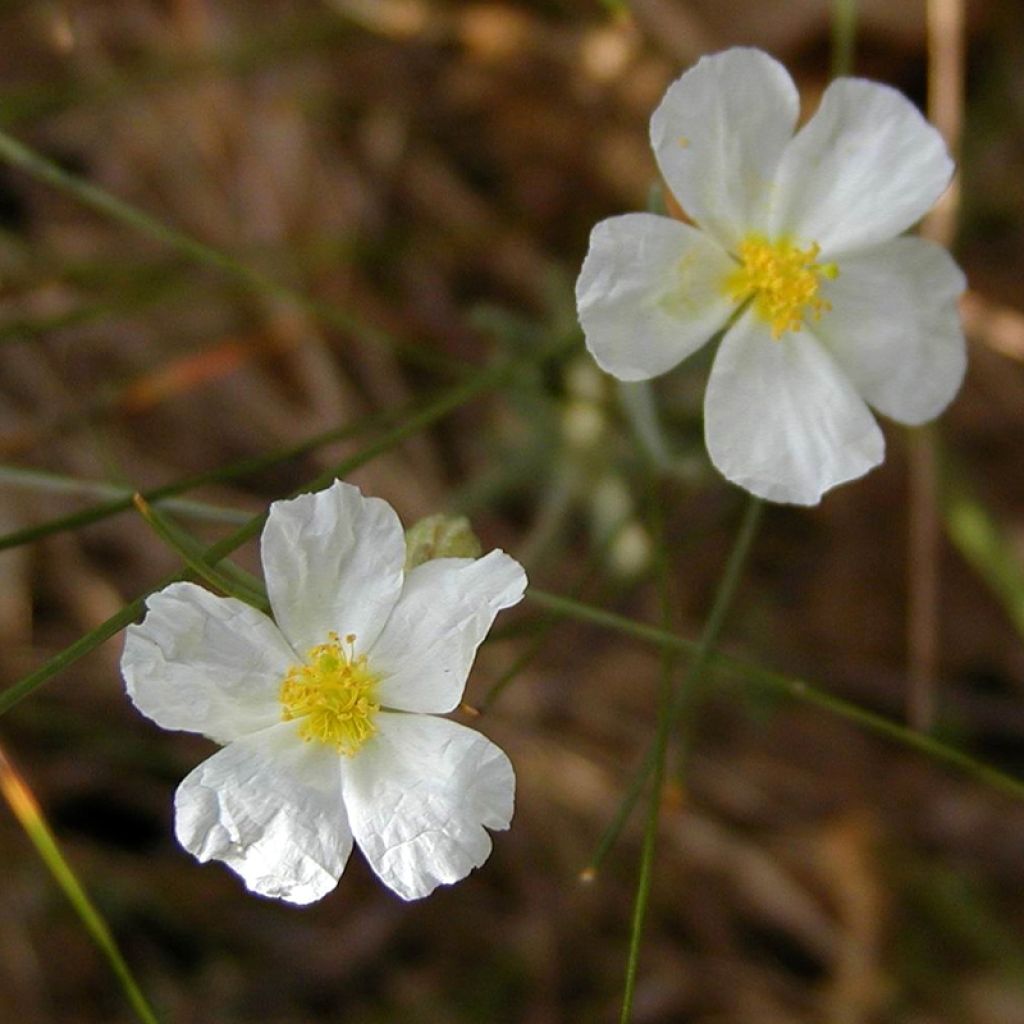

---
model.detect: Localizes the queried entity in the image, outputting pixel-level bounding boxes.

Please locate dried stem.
[908,0,965,731]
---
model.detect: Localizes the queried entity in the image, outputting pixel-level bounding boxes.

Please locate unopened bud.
[404,514,483,570]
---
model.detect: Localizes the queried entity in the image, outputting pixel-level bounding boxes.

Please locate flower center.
[724,234,838,339]
[279,632,380,756]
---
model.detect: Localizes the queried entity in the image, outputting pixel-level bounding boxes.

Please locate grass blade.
[942,459,1024,639]
[0,743,161,1024]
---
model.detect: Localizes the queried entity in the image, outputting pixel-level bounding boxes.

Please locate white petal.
[372,552,526,714]
[122,582,296,745]
[577,213,736,382]
[817,238,966,424]
[174,722,350,905]
[342,714,514,901]
[768,78,953,255]
[650,48,799,251]
[261,480,405,657]
[705,312,885,505]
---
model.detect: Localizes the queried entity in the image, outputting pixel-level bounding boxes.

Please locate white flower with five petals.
[121,480,526,904]
[576,47,966,505]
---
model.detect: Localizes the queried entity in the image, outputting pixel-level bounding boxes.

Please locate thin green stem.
[0,403,400,552]
[831,0,859,77]
[585,495,763,874]
[481,620,556,711]
[525,589,1024,804]
[619,681,671,1023]
[0,602,147,719]
[0,744,161,1024]
[674,496,764,752]
[0,465,250,525]
[131,495,269,611]
[481,512,645,710]
[0,358,520,717]
[0,272,181,348]
[0,129,457,375]
[619,492,675,1023]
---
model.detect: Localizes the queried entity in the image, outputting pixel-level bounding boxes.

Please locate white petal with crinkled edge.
[705,312,885,505]
[372,552,526,715]
[122,582,296,745]
[261,480,405,657]
[577,213,736,382]
[817,238,966,424]
[650,48,799,251]
[174,721,350,905]
[768,79,953,256]
[342,713,514,901]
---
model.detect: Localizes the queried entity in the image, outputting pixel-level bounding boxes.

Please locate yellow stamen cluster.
[725,234,838,339]
[279,632,379,756]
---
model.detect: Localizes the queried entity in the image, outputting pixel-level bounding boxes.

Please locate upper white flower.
[121,480,526,905]
[576,47,967,505]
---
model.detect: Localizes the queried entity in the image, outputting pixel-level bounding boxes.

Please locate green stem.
[481,620,556,711]
[0,359,519,717]
[0,269,182,348]
[619,691,670,1024]
[619,493,675,1023]
[674,495,764,752]
[0,464,249,525]
[525,589,1024,804]
[0,129,457,376]
[481,512,646,710]
[831,0,859,77]
[585,495,763,874]
[0,402,399,552]
[131,495,269,611]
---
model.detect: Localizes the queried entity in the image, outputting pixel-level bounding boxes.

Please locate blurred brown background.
[2,1,1024,1021]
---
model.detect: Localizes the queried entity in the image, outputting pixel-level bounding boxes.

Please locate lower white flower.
[121,480,527,904]
[576,47,967,505]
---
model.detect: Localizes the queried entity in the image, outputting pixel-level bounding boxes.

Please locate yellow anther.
[279,634,380,756]
[724,234,838,339]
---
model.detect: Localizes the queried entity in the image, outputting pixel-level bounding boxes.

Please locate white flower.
[576,47,966,505]
[121,480,526,904]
